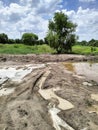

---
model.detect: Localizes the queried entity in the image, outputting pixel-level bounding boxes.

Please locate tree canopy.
[0,33,8,44]
[22,33,38,45]
[46,12,77,53]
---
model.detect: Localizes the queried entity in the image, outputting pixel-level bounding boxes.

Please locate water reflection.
[63,62,98,83]
[63,63,75,72]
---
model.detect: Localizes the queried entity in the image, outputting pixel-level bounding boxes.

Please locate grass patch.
[0,44,98,55]
[72,45,98,55]
[0,44,56,54]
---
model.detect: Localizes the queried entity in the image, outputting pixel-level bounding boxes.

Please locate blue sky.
[63,0,98,10]
[0,0,98,41]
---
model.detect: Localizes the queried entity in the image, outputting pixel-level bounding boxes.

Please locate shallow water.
[0,64,45,84]
[38,70,74,110]
[0,64,45,96]
[63,62,98,83]
[49,107,75,130]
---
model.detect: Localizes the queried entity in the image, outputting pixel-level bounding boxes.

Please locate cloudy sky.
[0,0,98,41]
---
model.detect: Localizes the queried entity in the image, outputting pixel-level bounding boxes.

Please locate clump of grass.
[14,44,19,48]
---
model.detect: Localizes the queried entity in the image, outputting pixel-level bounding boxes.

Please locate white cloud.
[0,1,3,8]
[62,7,98,41]
[0,0,98,41]
[0,0,62,39]
[79,0,95,2]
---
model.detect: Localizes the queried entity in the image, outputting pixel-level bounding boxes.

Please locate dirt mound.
[0,54,98,63]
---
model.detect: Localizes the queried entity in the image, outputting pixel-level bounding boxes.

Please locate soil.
[0,54,98,63]
[0,54,98,130]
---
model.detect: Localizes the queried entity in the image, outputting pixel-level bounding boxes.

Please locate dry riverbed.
[0,54,98,130]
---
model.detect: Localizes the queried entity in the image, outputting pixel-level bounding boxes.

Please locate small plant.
[14,45,19,48]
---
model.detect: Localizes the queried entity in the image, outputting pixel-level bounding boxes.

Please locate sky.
[0,0,98,41]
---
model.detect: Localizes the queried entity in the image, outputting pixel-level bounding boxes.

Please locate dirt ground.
[0,54,98,63]
[0,54,98,130]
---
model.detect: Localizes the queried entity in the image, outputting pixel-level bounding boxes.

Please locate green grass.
[72,45,98,55]
[0,44,98,55]
[0,44,56,54]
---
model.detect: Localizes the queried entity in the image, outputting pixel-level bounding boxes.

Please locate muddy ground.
[0,54,98,130]
[0,54,98,63]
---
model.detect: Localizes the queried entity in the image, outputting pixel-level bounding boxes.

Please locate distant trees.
[80,40,88,46]
[38,39,45,45]
[0,33,8,44]
[15,39,22,44]
[88,39,98,47]
[21,33,38,45]
[8,39,15,44]
[77,39,98,47]
[0,32,45,45]
[45,12,77,53]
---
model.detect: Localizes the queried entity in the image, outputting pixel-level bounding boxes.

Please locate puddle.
[38,70,74,130]
[63,62,98,83]
[49,107,75,130]
[63,62,75,72]
[39,88,74,110]
[0,67,32,82]
[0,64,45,84]
[91,94,98,101]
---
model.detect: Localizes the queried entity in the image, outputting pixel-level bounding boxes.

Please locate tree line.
[76,39,98,47]
[0,33,44,45]
[0,12,97,53]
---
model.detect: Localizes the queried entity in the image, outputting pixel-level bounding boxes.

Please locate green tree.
[80,40,88,46]
[46,31,59,50]
[22,33,38,45]
[15,38,22,44]
[8,39,15,44]
[46,12,77,53]
[89,39,96,46]
[65,34,78,52]
[38,39,44,45]
[0,33,8,44]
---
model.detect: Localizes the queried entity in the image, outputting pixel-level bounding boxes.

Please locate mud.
[0,54,98,63]
[0,54,98,130]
